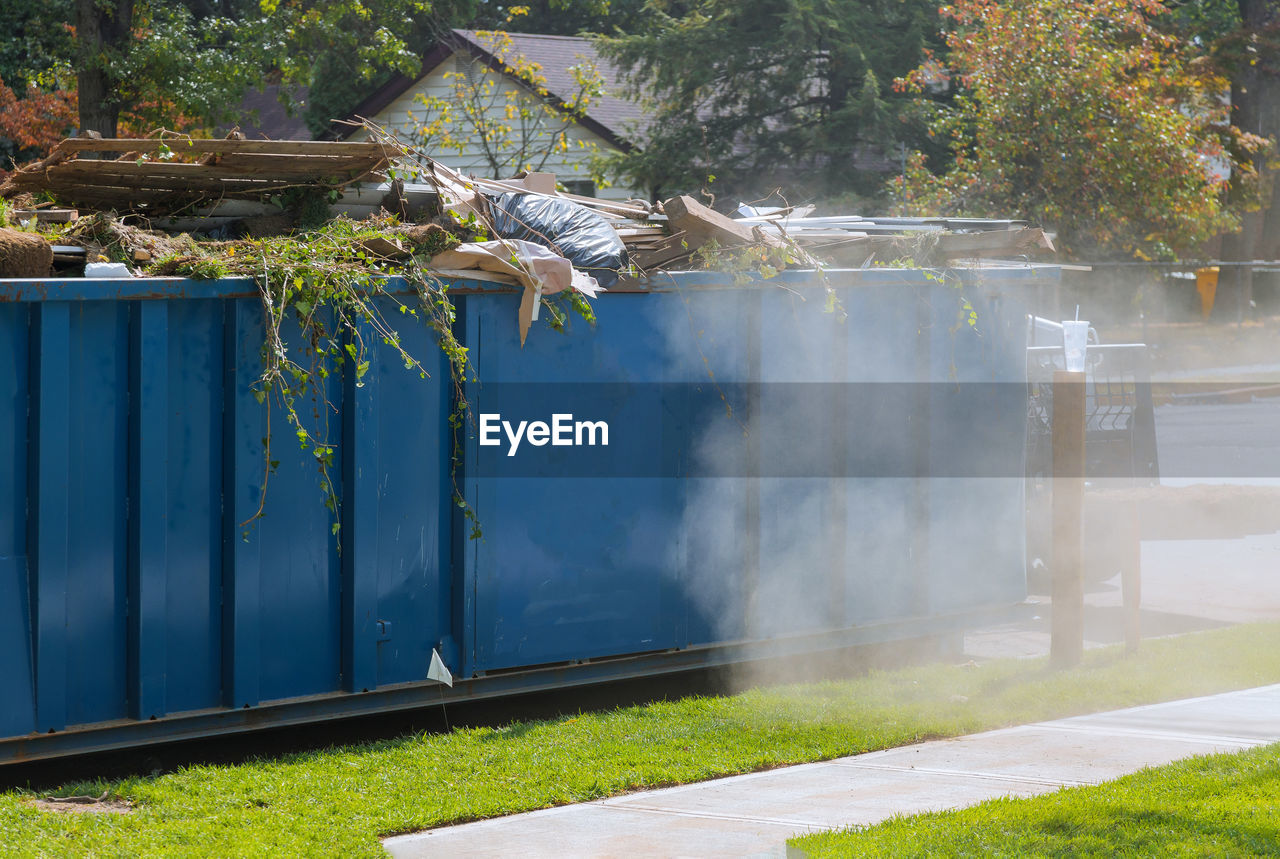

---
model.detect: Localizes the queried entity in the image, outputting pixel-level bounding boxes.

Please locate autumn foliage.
[0,77,77,165]
[892,0,1268,259]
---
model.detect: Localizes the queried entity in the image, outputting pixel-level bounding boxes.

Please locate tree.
[406,29,606,179]
[2,0,644,159]
[301,0,646,139]
[0,0,78,169]
[496,0,648,36]
[597,0,941,202]
[33,0,443,140]
[1212,0,1280,315]
[0,0,75,96]
[892,0,1265,259]
[0,77,78,172]
[75,0,137,137]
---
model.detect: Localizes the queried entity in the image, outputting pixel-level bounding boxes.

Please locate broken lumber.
[54,138,396,158]
[0,136,401,216]
[936,227,1055,258]
[663,195,786,252]
[631,231,695,270]
[12,208,78,224]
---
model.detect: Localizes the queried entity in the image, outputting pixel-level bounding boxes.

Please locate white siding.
[357,52,642,202]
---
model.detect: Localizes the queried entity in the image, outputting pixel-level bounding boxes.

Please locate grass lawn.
[3,622,1280,857]
[789,740,1280,857]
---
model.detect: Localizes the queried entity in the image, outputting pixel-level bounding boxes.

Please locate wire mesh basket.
[1026,343,1160,483]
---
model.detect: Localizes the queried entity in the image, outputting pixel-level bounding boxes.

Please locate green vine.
[692,236,847,322]
[17,203,605,543]
[147,214,486,544]
[236,220,448,541]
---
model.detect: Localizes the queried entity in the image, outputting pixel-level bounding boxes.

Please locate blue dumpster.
[0,264,1056,762]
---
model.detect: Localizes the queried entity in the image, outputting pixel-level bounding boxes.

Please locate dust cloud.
[655,262,1280,688]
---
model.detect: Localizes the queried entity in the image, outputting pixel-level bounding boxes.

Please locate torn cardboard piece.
[509,171,557,194]
[428,239,602,346]
[427,161,485,220]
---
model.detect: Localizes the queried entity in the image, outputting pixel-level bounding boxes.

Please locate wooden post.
[1050,371,1086,669]
[1122,499,1141,653]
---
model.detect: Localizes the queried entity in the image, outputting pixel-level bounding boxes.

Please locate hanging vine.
[151,213,523,544]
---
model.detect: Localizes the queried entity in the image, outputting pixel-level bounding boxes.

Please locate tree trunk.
[1219,0,1280,321]
[75,0,136,139]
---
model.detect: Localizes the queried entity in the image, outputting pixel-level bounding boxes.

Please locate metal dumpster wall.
[457,268,1039,677]
[0,281,453,748]
[0,266,1048,760]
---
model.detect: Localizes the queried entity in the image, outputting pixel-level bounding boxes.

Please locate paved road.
[1155,398,1280,480]
[384,685,1280,858]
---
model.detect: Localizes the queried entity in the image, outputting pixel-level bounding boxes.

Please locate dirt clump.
[398,222,461,256]
[25,792,133,815]
[0,227,53,277]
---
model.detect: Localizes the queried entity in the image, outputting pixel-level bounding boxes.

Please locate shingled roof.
[223,84,312,140]
[334,29,648,150]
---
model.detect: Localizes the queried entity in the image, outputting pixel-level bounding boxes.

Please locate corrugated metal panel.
[0,266,1056,762]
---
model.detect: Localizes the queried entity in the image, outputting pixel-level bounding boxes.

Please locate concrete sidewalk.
[384,684,1280,858]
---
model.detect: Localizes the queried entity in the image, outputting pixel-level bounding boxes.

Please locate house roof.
[333,29,647,150]
[222,84,313,141]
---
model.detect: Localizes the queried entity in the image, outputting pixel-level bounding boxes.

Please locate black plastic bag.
[486,192,627,287]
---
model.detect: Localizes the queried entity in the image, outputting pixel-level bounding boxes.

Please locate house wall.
[356,52,642,202]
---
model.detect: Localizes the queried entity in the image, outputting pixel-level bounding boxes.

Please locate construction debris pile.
[1,137,397,212]
[1,134,1055,339]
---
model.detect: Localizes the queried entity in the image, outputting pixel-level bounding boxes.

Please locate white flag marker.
[428,648,453,687]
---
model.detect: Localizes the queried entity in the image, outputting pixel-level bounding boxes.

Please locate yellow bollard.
[1195,266,1219,320]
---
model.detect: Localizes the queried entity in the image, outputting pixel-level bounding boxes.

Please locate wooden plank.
[50,178,316,197]
[156,155,383,176]
[57,138,398,157]
[1,175,54,194]
[1121,499,1141,653]
[0,148,69,197]
[206,154,389,175]
[551,192,646,218]
[45,172,289,194]
[663,195,786,251]
[620,227,672,238]
[12,208,78,223]
[49,160,382,182]
[633,252,693,271]
[818,239,903,268]
[937,227,1055,257]
[47,187,189,205]
[1050,370,1086,670]
[635,239,701,263]
[631,231,694,269]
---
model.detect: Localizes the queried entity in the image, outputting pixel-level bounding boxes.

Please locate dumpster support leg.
[1122,500,1141,653]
